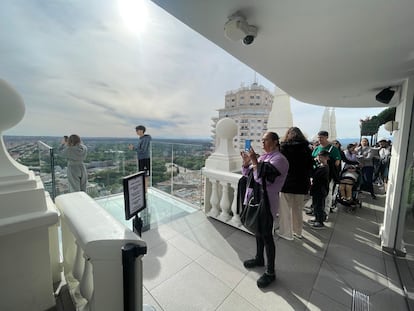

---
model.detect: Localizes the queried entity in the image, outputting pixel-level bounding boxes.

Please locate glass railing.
[34,139,206,210]
[150,141,206,208]
[37,141,57,200]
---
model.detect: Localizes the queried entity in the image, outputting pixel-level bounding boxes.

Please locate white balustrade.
[202,168,247,231]
[56,192,147,311]
[203,117,248,231]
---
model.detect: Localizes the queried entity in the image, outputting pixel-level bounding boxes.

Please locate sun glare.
[118,0,149,34]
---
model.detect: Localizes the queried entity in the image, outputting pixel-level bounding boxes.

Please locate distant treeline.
[4,135,212,146]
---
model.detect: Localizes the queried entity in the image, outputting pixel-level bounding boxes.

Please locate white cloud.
[1,0,393,140]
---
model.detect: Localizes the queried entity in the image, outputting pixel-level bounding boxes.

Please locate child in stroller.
[335,165,362,211]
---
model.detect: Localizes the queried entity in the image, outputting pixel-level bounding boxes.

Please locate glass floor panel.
[95,188,197,230]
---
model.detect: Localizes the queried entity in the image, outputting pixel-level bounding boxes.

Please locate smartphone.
[244,139,251,151]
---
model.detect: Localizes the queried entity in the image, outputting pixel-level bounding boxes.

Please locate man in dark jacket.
[128,125,152,189]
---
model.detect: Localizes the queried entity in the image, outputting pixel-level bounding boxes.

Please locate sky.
[0,0,390,140]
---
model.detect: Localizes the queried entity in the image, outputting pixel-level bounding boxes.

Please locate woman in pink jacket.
[241,131,289,288]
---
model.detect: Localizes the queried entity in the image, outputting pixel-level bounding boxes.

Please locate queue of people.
[239,127,391,288]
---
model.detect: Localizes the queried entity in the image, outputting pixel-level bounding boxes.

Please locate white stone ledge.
[0,207,58,236]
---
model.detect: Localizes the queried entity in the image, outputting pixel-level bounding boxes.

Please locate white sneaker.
[276,231,294,241]
[293,233,303,239]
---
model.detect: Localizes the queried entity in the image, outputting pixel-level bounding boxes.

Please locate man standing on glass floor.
[129,125,152,190]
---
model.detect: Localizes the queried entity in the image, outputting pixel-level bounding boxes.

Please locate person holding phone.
[241,132,289,288]
[61,134,88,192]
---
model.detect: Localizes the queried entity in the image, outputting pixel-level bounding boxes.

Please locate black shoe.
[305,209,314,215]
[312,222,325,229]
[257,272,276,288]
[243,258,264,269]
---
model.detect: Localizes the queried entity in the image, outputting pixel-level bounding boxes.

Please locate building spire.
[319,107,337,141]
[253,72,258,85]
[267,88,293,137]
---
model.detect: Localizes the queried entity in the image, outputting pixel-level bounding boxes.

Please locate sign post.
[123,172,146,236]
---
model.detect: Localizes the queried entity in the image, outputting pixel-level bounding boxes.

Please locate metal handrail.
[38,141,57,201]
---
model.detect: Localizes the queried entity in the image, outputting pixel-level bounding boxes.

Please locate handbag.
[240,176,273,236]
[240,195,261,234]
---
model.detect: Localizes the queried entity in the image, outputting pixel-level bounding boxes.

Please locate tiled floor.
[141,193,410,311]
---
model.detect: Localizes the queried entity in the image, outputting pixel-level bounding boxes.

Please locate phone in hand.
[244,139,251,151]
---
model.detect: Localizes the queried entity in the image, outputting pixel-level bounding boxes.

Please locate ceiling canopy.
[151,0,414,108]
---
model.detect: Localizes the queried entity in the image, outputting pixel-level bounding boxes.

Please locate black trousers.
[312,194,326,224]
[361,166,375,195]
[255,234,275,274]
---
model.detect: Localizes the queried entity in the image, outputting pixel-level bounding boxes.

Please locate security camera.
[242,25,257,45]
[224,14,257,45]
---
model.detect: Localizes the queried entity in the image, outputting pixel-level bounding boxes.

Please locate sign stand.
[123,171,146,237]
[132,215,143,237]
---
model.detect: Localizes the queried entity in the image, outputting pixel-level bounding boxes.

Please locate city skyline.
[1,0,390,140]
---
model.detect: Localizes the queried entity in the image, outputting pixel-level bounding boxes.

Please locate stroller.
[333,165,362,212]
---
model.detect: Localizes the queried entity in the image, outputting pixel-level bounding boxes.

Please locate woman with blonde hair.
[278,127,313,239]
[61,134,88,192]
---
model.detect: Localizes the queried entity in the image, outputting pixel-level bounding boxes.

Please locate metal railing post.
[122,243,147,311]
[49,147,57,201]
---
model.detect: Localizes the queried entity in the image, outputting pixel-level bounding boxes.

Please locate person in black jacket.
[278,127,314,239]
[308,150,330,229]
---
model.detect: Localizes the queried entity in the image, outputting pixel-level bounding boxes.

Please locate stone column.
[0,80,59,311]
[267,88,293,138]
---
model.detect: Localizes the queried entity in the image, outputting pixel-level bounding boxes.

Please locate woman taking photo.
[241,132,289,288]
[61,134,88,192]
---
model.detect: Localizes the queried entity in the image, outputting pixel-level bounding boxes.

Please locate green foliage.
[174,155,206,170]
[9,137,210,200]
[360,116,380,136]
[376,107,396,124]
[360,107,396,137]
[152,158,168,184]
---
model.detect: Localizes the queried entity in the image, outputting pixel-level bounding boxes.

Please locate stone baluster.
[72,242,85,282]
[229,182,242,226]
[208,180,220,217]
[218,182,231,221]
[203,176,212,214]
[70,242,85,303]
[80,258,94,303]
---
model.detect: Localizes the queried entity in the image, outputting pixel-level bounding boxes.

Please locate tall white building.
[212,82,274,151]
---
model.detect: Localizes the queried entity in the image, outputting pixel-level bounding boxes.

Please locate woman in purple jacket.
[241,131,289,288]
